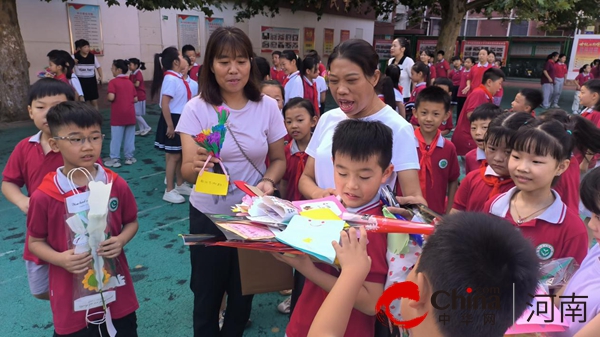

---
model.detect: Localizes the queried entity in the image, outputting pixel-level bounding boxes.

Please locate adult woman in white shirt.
[299,39,425,205]
[388,37,415,102]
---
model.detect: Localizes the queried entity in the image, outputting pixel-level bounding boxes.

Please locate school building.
[16,0,377,84]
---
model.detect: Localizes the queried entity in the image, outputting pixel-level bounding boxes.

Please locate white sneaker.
[140,127,151,136]
[124,158,137,165]
[175,182,193,196]
[104,159,121,168]
[162,189,185,204]
[277,296,291,314]
[552,104,560,108]
[135,130,142,136]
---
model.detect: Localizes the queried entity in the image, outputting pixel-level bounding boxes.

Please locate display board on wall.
[177,15,200,49]
[304,28,315,55]
[323,29,335,57]
[374,39,392,60]
[206,17,224,40]
[340,30,350,42]
[568,35,600,80]
[67,4,104,55]
[416,40,459,57]
[261,26,300,53]
[460,40,509,65]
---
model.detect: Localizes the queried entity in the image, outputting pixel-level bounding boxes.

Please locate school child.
[579,79,600,128]
[572,64,594,114]
[409,77,454,136]
[73,39,102,109]
[419,51,436,83]
[28,102,139,336]
[491,57,504,106]
[182,44,201,82]
[463,48,492,95]
[260,80,285,111]
[150,46,193,204]
[47,50,79,101]
[397,212,539,337]
[455,57,474,121]
[301,57,321,116]
[550,53,568,108]
[553,167,600,337]
[434,50,450,78]
[591,59,600,79]
[277,119,390,337]
[104,60,138,168]
[464,103,502,175]
[1,78,74,300]
[483,117,590,264]
[281,50,304,103]
[271,51,286,84]
[375,76,397,113]
[405,62,429,121]
[182,55,199,97]
[385,64,406,118]
[452,112,534,213]
[408,87,459,215]
[449,56,463,104]
[128,58,151,136]
[510,88,543,116]
[451,67,504,156]
[255,56,272,81]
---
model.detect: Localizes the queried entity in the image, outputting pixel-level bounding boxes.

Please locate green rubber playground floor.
[0,81,578,336]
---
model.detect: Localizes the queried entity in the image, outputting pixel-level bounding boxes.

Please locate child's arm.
[29,236,92,274]
[161,95,176,138]
[307,227,371,337]
[320,91,326,104]
[107,80,115,102]
[446,180,458,214]
[396,102,406,119]
[96,67,103,84]
[107,93,115,102]
[134,95,138,103]
[1,181,29,214]
[279,179,288,201]
[134,80,141,88]
[98,221,139,259]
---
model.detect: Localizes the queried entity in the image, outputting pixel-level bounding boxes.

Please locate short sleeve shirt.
[108,75,137,126]
[453,165,514,212]
[129,69,146,101]
[451,86,492,155]
[160,71,190,114]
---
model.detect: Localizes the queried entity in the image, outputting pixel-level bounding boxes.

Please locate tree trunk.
[436,0,467,61]
[0,0,30,122]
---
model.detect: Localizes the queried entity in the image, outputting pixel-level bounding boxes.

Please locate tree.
[398,0,600,61]
[1,0,397,122]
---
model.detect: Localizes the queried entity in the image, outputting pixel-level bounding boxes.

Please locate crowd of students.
[3,28,600,337]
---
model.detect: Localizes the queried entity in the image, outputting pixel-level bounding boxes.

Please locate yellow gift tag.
[300,208,341,221]
[195,171,229,196]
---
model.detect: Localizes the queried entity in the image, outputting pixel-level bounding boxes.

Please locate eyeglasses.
[53,134,104,146]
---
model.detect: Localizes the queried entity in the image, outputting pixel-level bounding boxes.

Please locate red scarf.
[477,84,493,102]
[37,168,117,202]
[415,128,441,199]
[479,165,512,198]
[290,151,308,199]
[165,71,191,100]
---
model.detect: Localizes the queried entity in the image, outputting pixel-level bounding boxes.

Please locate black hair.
[182,44,196,54]
[302,57,319,77]
[260,80,285,102]
[547,52,559,60]
[75,39,90,49]
[328,39,379,77]
[375,76,397,110]
[271,51,282,57]
[485,112,535,148]
[433,77,453,92]
[112,59,129,74]
[426,51,435,59]
[537,109,600,161]
[182,55,192,75]
[581,167,600,215]
[558,53,566,59]
[582,79,600,111]
[465,56,476,64]
[482,68,505,85]
[469,103,502,123]
[450,56,461,62]
[393,37,411,58]
[411,62,430,85]
[47,101,103,136]
[305,49,321,64]
[332,119,393,171]
[518,88,543,111]
[488,51,496,57]
[28,78,76,104]
[437,50,445,56]
[281,50,303,74]
[283,97,315,118]
[128,58,146,70]
[385,64,400,89]
[579,64,590,74]
[592,59,600,67]
[151,46,180,99]
[417,212,539,337]
[47,50,74,79]
[415,86,450,112]
[254,56,271,81]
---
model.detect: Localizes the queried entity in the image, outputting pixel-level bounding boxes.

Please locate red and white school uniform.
[450,67,463,87]
[428,63,437,80]
[485,187,588,264]
[271,67,286,85]
[286,198,387,337]
[284,71,303,104]
[575,72,594,87]
[408,82,427,107]
[553,156,580,211]
[581,108,600,128]
[451,85,493,156]
[28,165,139,335]
[283,140,308,201]
[108,75,137,126]
[467,62,492,95]
[302,76,320,117]
[189,63,201,82]
[129,69,146,102]
[435,59,450,78]
[457,69,470,98]
[464,147,486,175]
[453,165,514,212]
[554,62,568,80]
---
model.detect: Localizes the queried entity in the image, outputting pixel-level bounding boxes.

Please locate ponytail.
[151,47,180,99]
[568,114,600,157]
[140,62,146,71]
[412,62,430,86]
[47,50,74,80]
[579,64,588,74]
[128,58,146,71]
[376,76,396,110]
[282,49,302,74]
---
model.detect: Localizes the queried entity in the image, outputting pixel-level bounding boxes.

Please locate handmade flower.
[194,133,207,144]
[82,268,111,291]
[202,129,211,136]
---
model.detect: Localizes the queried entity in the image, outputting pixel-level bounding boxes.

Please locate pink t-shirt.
[175,95,287,214]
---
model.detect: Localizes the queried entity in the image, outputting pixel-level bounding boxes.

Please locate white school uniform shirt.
[306,105,419,190]
[315,76,327,107]
[69,73,84,97]
[284,71,303,104]
[160,70,189,114]
[476,147,486,161]
[186,76,199,97]
[389,56,415,99]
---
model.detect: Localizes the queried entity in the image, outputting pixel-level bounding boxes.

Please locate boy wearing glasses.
[27,102,140,336]
[2,78,74,300]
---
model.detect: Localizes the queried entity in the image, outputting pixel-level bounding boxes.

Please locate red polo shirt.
[464,147,486,175]
[283,140,308,201]
[457,69,470,98]
[467,63,492,94]
[28,166,139,335]
[553,156,580,211]
[286,201,387,337]
[189,64,201,81]
[428,63,437,80]
[271,67,286,85]
[575,73,594,87]
[554,62,568,79]
[581,108,600,127]
[129,69,146,101]
[435,59,450,78]
[453,165,514,212]
[451,85,493,155]
[449,67,463,86]
[485,187,588,264]
[108,75,137,126]
[409,82,427,105]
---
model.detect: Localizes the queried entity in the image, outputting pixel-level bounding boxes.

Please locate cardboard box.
[238,249,294,295]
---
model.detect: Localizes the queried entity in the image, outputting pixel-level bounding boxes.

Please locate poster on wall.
[323,29,335,57]
[567,35,600,80]
[460,40,509,65]
[261,26,300,53]
[340,30,350,42]
[416,40,459,57]
[304,28,315,55]
[374,39,392,60]
[66,4,104,55]
[206,17,224,40]
[177,15,200,49]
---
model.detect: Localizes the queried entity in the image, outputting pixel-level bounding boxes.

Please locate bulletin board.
[66,3,104,55]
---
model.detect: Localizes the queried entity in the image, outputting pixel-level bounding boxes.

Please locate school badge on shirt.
[109,197,119,212]
[439,159,448,169]
[536,243,554,260]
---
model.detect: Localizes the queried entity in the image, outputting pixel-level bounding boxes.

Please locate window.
[509,21,529,36]
[460,19,478,36]
[430,18,441,36]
